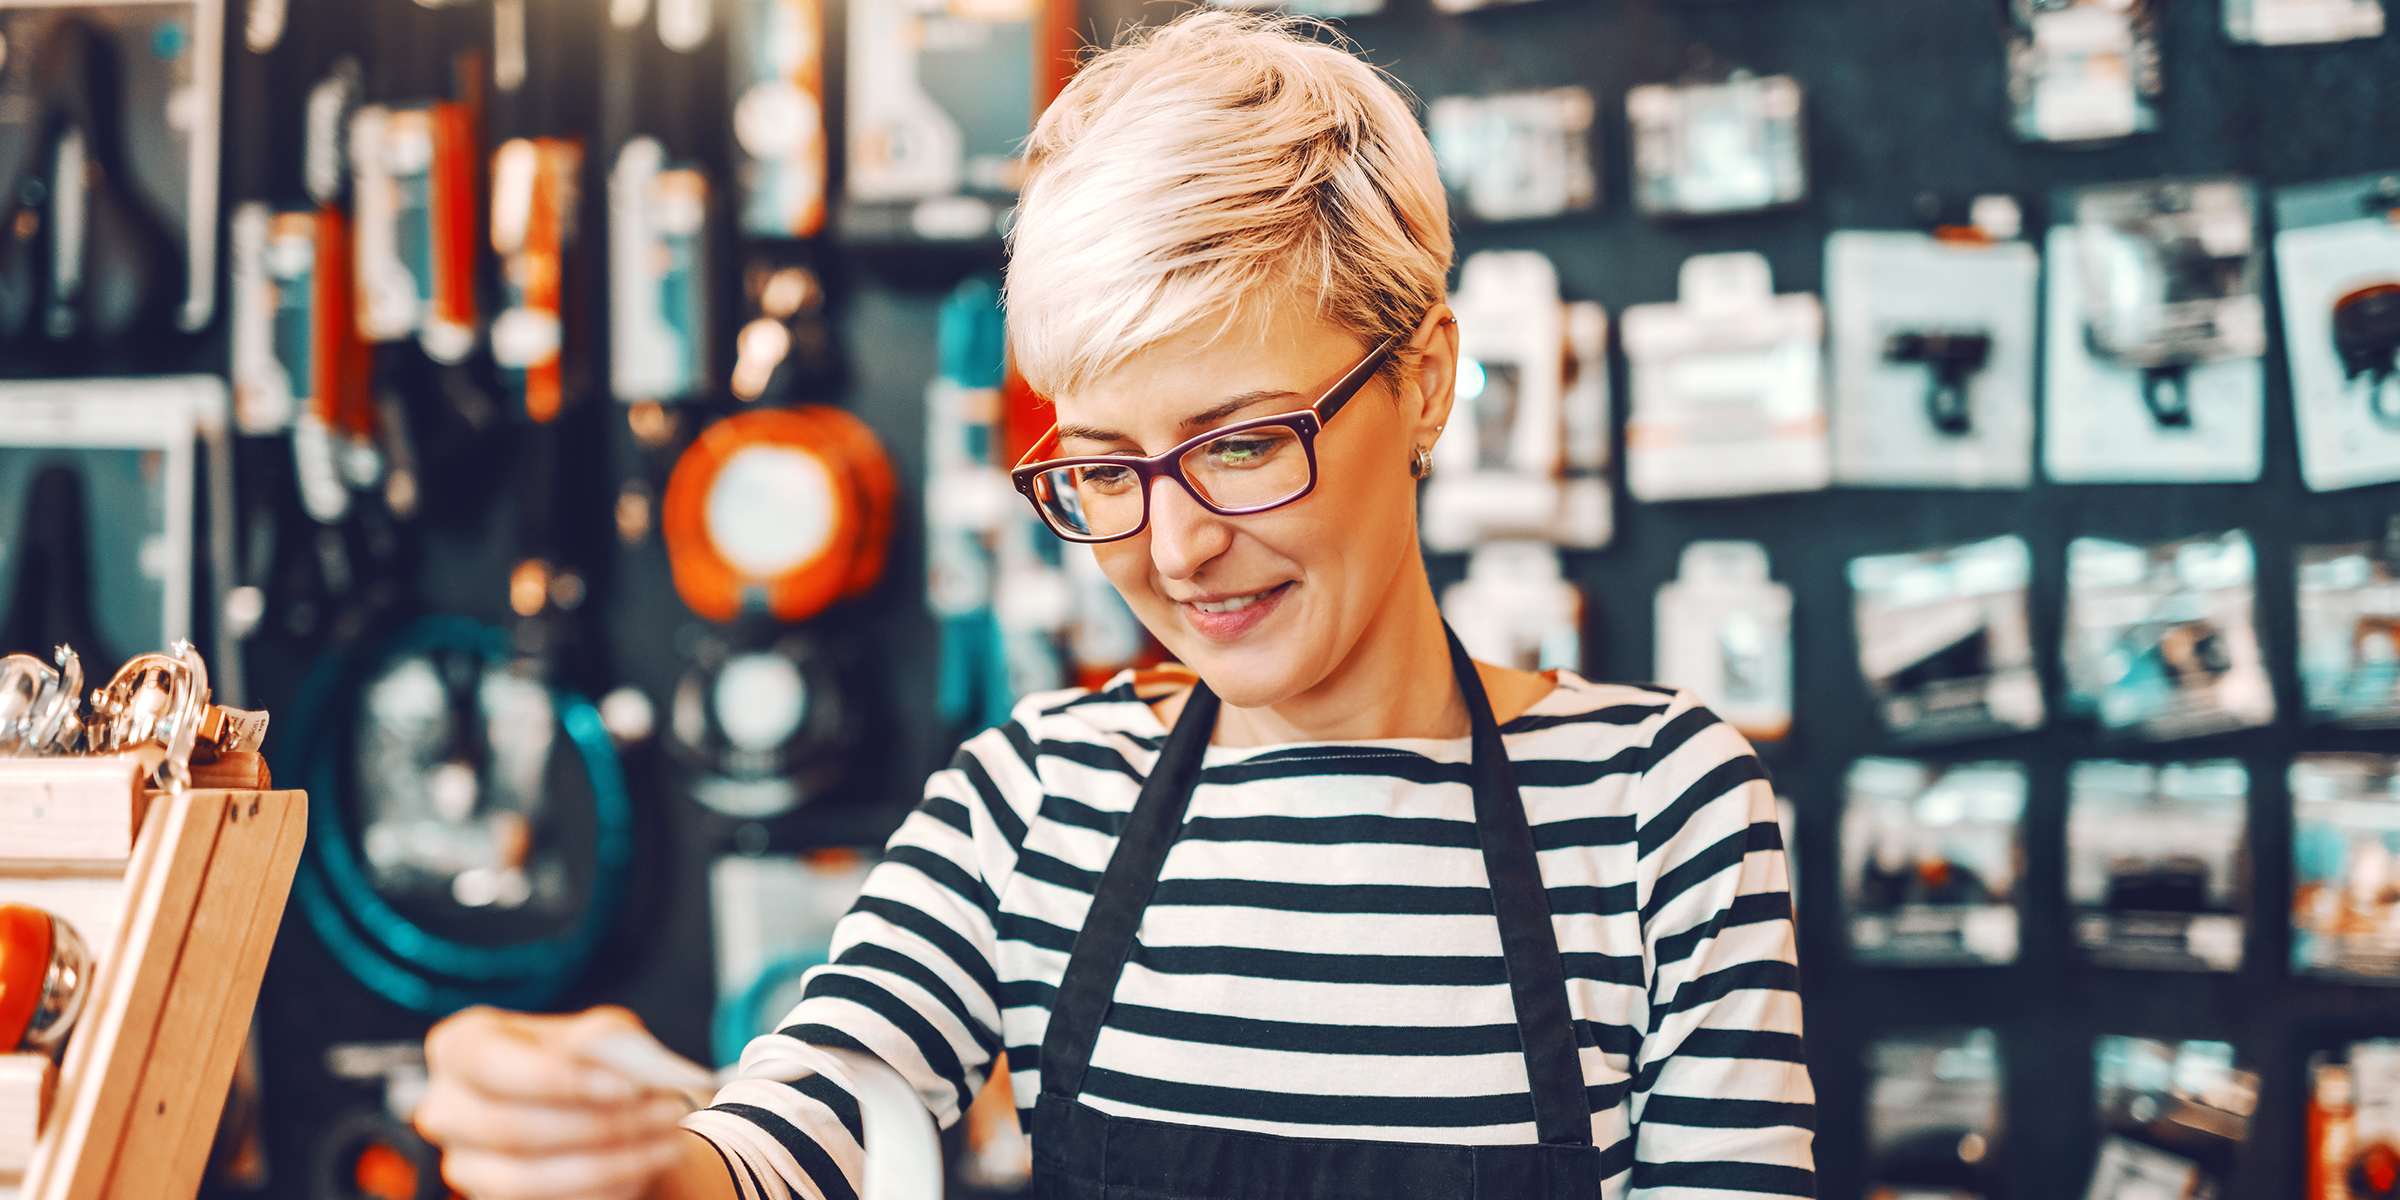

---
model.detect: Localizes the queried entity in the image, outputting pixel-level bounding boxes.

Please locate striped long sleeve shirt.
[685,669,1813,1200]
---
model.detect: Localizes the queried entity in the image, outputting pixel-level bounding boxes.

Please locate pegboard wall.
[165,0,2400,1196]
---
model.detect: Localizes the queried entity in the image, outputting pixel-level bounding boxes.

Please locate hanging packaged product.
[2066,759,2247,972]
[2299,533,2400,726]
[662,406,896,624]
[926,277,1017,732]
[1653,541,1792,742]
[1441,542,1583,674]
[0,377,226,666]
[2291,753,2400,982]
[2062,530,2274,741]
[1423,252,1611,550]
[280,615,635,1013]
[2226,0,2382,43]
[228,203,320,436]
[1426,88,1597,223]
[1843,758,2024,967]
[2309,1039,2400,1200]
[1622,252,1829,502]
[843,0,1069,243]
[669,632,858,820]
[2300,525,2400,727]
[708,849,873,1066]
[610,138,712,403]
[2273,173,2400,493]
[2006,0,2161,144]
[1866,1028,2004,1198]
[350,102,480,362]
[1426,0,1536,12]
[2087,1037,2256,1200]
[1825,222,2038,488]
[490,137,582,423]
[1848,536,2043,745]
[2044,179,2267,484]
[1208,0,1384,16]
[1062,540,1152,690]
[0,3,222,349]
[1626,71,1805,219]
[733,0,828,238]
[730,253,839,404]
[992,514,1072,699]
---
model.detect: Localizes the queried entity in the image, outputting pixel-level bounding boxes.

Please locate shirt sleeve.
[1625,693,1815,1200]
[683,721,1039,1200]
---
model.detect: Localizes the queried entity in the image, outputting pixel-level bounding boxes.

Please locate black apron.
[1033,628,1604,1200]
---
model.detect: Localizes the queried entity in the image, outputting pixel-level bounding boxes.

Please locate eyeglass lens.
[1028,423,1312,538]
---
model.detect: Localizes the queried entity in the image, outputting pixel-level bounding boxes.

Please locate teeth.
[1191,588,1276,614]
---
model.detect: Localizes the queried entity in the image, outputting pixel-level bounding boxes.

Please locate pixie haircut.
[1005,10,1453,401]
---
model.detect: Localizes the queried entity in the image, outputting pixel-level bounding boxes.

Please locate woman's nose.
[1144,475,1232,580]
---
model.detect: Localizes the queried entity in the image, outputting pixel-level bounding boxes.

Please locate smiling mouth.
[1189,586,1286,614]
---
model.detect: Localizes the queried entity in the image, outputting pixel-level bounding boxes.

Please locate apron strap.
[1037,630,1594,1148]
[1037,679,1222,1103]
[1446,626,1593,1148]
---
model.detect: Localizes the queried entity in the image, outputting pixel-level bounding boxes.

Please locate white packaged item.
[1867,1029,2004,1197]
[732,0,829,238]
[1428,88,1597,223]
[2273,173,2400,493]
[1626,73,1805,218]
[2066,759,2248,972]
[1441,542,1582,674]
[844,0,1040,244]
[2063,530,2274,741]
[1826,230,2037,488]
[1848,536,2044,745]
[1423,253,1610,550]
[2298,537,2400,726]
[1844,759,2025,967]
[1654,541,1791,742]
[2008,0,2161,144]
[1622,252,1829,502]
[2042,224,2264,483]
[2226,0,2382,43]
[609,138,711,403]
[2290,754,2400,981]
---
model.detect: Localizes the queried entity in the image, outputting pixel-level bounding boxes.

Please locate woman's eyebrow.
[1057,389,1303,445]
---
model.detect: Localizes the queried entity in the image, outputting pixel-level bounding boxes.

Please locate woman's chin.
[1176,639,1318,711]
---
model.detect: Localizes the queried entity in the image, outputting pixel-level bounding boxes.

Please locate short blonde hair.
[1005,10,1452,399]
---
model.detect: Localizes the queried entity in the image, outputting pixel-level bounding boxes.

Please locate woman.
[415,12,1812,1199]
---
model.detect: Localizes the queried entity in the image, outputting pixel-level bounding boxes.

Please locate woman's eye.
[1204,436,1280,466]
[1075,464,1138,492]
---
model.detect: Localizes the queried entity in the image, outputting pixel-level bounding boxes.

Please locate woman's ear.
[1407,302,1460,448]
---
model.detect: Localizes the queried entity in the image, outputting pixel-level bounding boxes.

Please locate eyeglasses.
[1010,333,1400,544]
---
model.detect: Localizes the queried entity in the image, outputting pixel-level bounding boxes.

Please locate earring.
[1410,444,1434,480]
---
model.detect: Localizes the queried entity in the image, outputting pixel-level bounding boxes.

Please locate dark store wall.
[206,0,2400,1197]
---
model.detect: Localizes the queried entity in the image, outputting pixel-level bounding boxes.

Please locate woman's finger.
[439,1133,690,1200]
[426,1006,647,1105]
[416,1075,692,1154]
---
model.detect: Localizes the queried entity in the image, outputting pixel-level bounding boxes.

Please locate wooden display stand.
[0,756,305,1200]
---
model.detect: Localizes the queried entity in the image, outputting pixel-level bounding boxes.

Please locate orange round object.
[352,1140,420,1200]
[0,905,55,1051]
[786,404,897,600]
[662,406,893,623]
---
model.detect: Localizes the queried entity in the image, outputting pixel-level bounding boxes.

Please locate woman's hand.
[415,1005,707,1200]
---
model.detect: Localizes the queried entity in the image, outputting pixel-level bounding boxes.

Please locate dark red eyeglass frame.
[1009,333,1402,544]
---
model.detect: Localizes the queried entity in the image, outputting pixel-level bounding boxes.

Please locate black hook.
[2140,365,2194,429]
[1885,330,1992,436]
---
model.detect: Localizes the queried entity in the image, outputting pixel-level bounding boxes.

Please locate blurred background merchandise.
[3,0,2400,1196]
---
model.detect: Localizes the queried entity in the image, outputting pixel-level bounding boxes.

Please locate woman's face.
[1049,306,1456,710]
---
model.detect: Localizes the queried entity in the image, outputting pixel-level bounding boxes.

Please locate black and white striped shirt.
[687,669,1812,1200]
